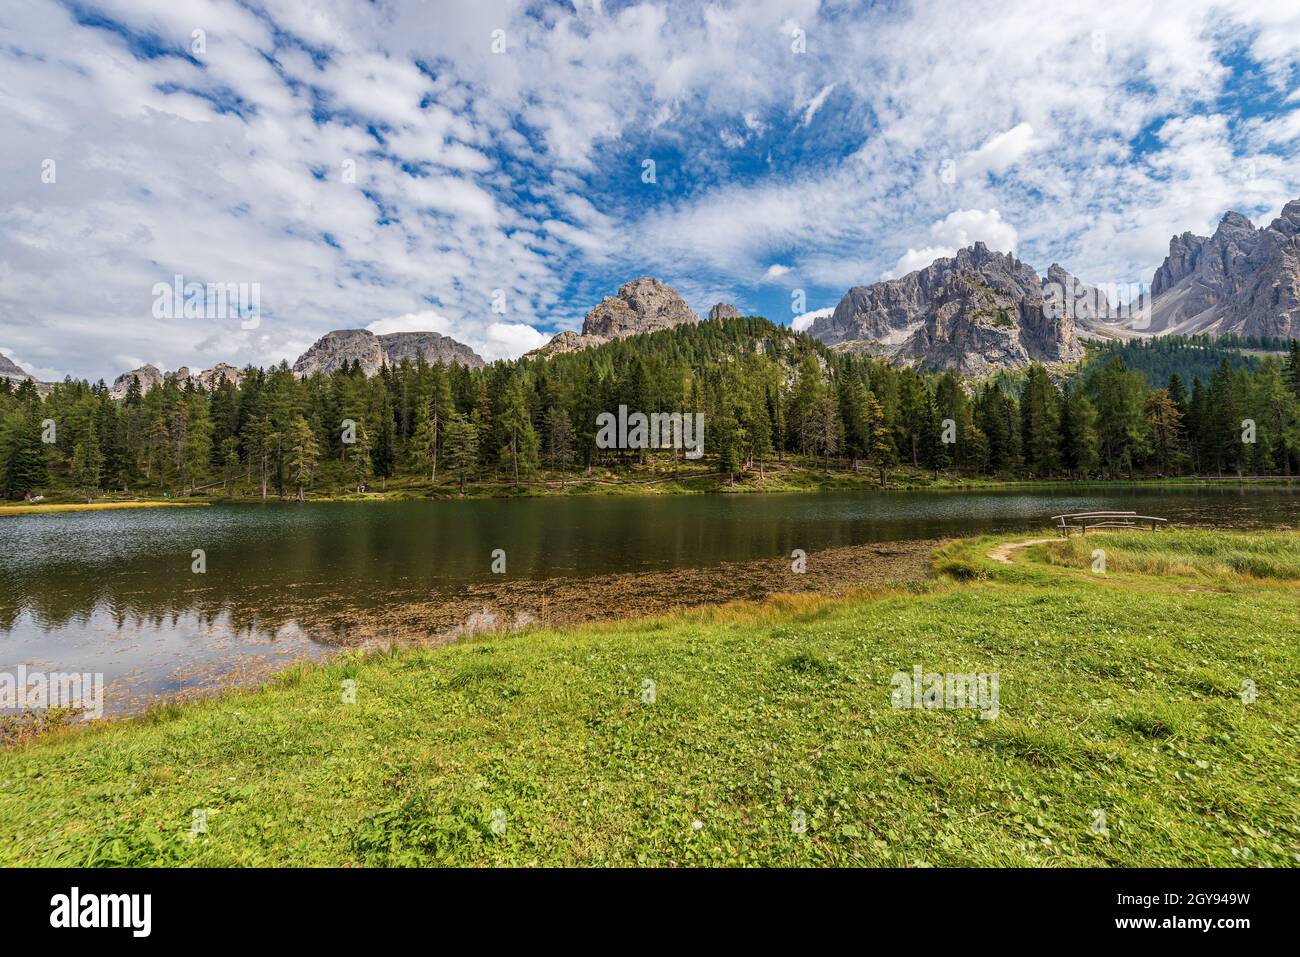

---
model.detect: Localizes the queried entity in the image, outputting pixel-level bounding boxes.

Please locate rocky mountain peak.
[581,277,699,339]
[708,302,743,321]
[292,328,485,377]
[1218,210,1255,232]
[1269,199,1300,237]
[292,330,387,377]
[529,278,699,358]
[1043,264,1111,323]
[0,353,33,382]
[110,364,164,399]
[807,244,1084,375]
[376,331,486,370]
[193,363,243,391]
[1143,196,1300,337]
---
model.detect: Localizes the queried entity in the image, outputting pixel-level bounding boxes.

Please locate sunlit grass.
[1044,529,1300,581]
[0,500,209,516]
[0,530,1295,866]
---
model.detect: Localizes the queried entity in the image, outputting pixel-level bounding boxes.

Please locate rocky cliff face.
[0,353,32,382]
[192,363,243,391]
[292,329,485,376]
[1042,263,1111,324]
[376,331,485,369]
[708,302,743,321]
[808,243,1085,374]
[292,330,387,376]
[102,328,482,399]
[529,278,699,358]
[110,364,165,398]
[1136,201,1300,337]
[108,363,243,398]
[583,278,699,337]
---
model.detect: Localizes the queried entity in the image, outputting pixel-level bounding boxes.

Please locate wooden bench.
[1051,511,1168,537]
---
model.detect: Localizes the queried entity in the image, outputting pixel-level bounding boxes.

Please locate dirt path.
[986,537,1057,563]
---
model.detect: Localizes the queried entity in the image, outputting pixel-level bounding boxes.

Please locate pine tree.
[1061,386,1100,478]
[811,389,841,467]
[443,411,479,496]
[429,365,455,480]
[1089,357,1148,478]
[372,393,395,490]
[220,436,241,496]
[864,389,896,486]
[1186,378,1207,473]
[180,397,212,494]
[286,414,319,502]
[1143,389,1182,475]
[69,429,104,503]
[351,421,373,492]
[1019,365,1061,478]
[1285,341,1300,399]
[1206,358,1241,476]
[498,373,539,483]
[247,416,278,500]
[544,406,575,484]
[410,404,438,481]
[715,404,744,485]
[1,404,47,498]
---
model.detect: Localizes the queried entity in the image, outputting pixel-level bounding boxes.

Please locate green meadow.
[0,530,1295,867]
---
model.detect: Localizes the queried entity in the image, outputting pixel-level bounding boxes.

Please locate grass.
[0,500,209,516]
[1044,529,1300,582]
[17,460,1294,512]
[0,530,1295,866]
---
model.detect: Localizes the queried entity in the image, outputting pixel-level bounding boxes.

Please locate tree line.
[2,317,1299,500]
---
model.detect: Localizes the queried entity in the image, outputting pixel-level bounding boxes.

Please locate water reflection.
[1,486,1295,707]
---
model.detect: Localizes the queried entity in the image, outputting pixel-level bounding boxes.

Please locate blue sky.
[2,0,1299,380]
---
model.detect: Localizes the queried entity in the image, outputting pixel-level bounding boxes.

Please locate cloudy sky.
[2,0,1299,381]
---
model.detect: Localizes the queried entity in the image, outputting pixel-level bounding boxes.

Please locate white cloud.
[800,83,835,127]
[366,311,455,337]
[884,209,1019,278]
[366,310,546,362]
[930,208,1019,254]
[3,0,1300,380]
[792,306,832,331]
[959,122,1037,177]
[886,246,957,280]
[481,322,549,360]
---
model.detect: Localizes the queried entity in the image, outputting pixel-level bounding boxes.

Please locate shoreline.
[6,538,946,727]
[0,500,211,516]
[2,528,1294,866]
[4,473,1297,515]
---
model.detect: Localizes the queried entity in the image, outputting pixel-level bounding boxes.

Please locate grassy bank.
[0,500,209,516]
[0,530,1295,866]
[11,462,1298,511]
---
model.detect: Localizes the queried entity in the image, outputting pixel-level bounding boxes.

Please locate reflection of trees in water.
[0,563,377,644]
[4,491,1292,640]
[0,503,845,639]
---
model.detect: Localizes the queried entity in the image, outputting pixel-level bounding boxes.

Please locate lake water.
[2,486,1296,711]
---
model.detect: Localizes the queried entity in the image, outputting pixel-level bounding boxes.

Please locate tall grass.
[1045,529,1300,581]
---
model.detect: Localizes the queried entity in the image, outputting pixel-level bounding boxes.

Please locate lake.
[2,485,1296,711]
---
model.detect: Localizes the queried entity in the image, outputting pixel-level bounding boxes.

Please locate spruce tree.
[443,411,479,496]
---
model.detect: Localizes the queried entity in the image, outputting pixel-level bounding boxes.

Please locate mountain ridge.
[807,242,1086,374]
[8,196,1300,389]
